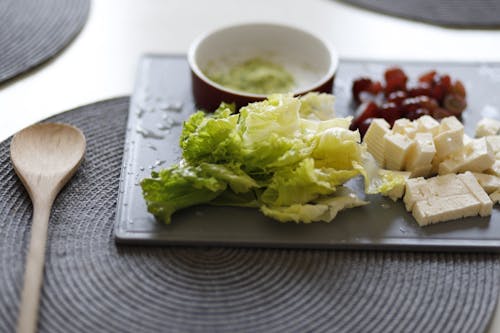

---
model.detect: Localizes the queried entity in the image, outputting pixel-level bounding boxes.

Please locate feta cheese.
[472,173,500,194]
[405,132,435,177]
[364,118,390,167]
[475,118,500,137]
[412,194,481,226]
[393,118,417,138]
[403,172,493,226]
[384,133,412,171]
[415,115,440,136]
[486,135,500,154]
[434,116,464,161]
[438,137,495,174]
[457,172,493,216]
[490,190,500,204]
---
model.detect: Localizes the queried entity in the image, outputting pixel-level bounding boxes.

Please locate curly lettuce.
[141,93,404,224]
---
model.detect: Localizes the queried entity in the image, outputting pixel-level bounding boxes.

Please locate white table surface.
[1,0,499,330]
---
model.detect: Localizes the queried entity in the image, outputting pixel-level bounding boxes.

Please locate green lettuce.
[141,93,403,224]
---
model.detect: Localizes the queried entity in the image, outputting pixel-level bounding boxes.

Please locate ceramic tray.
[115,55,500,251]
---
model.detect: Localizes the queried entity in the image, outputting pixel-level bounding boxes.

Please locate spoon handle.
[17,202,52,333]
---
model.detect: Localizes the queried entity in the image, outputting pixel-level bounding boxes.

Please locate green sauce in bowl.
[205,58,295,95]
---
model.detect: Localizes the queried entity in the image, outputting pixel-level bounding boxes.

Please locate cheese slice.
[476,118,500,137]
[364,118,390,167]
[412,194,481,226]
[384,133,413,171]
[403,172,493,226]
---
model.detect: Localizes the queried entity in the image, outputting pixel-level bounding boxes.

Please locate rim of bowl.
[187,22,339,99]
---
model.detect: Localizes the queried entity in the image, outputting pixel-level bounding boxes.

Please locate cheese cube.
[403,177,428,211]
[412,194,481,226]
[406,132,436,176]
[364,118,390,167]
[486,135,500,154]
[490,190,500,204]
[384,133,413,171]
[486,160,500,177]
[393,118,417,138]
[475,118,500,137]
[411,165,433,178]
[416,115,440,136]
[472,173,500,194]
[438,137,495,174]
[458,172,493,216]
[434,116,464,160]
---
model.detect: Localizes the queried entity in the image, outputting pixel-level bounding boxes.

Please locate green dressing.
[205,58,295,95]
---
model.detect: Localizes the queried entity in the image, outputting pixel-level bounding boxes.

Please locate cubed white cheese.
[403,172,493,226]
[412,194,481,226]
[472,173,500,194]
[364,118,390,167]
[486,135,500,154]
[416,115,440,136]
[393,118,417,139]
[434,117,464,160]
[406,132,435,177]
[475,118,500,137]
[384,133,413,171]
[403,177,428,211]
[438,137,495,174]
[486,160,500,177]
[457,172,493,216]
[490,190,500,204]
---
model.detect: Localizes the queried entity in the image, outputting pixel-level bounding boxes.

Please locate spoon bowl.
[10,123,86,333]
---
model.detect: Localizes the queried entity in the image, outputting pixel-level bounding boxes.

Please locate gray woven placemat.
[340,0,500,28]
[0,97,499,333]
[0,0,90,85]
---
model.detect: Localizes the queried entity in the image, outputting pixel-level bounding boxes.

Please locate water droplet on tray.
[381,203,391,209]
[136,125,164,139]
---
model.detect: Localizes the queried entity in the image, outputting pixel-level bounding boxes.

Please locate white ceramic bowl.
[188,23,339,111]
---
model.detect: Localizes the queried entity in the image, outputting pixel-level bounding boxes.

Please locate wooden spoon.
[10,123,86,333]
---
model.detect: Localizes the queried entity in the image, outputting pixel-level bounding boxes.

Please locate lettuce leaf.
[141,93,394,224]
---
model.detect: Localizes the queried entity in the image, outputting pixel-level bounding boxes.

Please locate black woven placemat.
[0,0,90,85]
[0,97,499,332]
[340,0,500,28]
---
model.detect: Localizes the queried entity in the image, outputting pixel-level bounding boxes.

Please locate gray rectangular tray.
[115,54,500,251]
